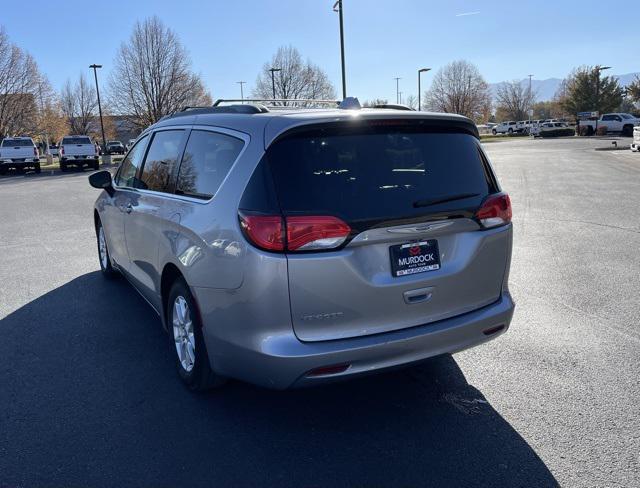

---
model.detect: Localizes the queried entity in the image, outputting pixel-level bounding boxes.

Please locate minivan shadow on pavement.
[0,272,558,488]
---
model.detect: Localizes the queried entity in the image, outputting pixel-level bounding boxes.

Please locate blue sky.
[2,0,637,102]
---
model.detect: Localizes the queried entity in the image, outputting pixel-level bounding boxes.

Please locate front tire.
[168,278,226,391]
[492,129,497,135]
[96,220,118,278]
[60,162,67,172]
[34,163,41,174]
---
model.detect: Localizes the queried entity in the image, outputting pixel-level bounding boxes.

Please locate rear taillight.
[60,146,64,155]
[475,193,512,229]
[34,147,39,157]
[239,213,351,252]
[286,216,351,251]
[239,214,284,251]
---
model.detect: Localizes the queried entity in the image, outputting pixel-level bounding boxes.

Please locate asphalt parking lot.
[1,137,639,487]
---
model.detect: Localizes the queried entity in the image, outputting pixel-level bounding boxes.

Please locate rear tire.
[92,161,99,170]
[34,163,41,174]
[0,166,6,176]
[622,125,633,137]
[60,162,67,172]
[96,219,118,279]
[167,278,226,391]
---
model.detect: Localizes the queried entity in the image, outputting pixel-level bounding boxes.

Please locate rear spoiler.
[266,116,480,149]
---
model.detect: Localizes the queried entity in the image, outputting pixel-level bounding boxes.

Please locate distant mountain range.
[489,72,640,102]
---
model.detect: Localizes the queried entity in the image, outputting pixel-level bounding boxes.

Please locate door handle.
[403,287,434,305]
[123,203,133,214]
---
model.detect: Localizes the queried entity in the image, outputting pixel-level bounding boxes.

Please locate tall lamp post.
[594,65,611,132]
[89,64,107,162]
[528,74,534,123]
[595,65,611,113]
[333,0,347,99]
[237,81,246,102]
[418,68,431,111]
[394,77,401,104]
[268,67,281,99]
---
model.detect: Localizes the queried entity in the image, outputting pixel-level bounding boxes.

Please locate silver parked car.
[89,99,514,390]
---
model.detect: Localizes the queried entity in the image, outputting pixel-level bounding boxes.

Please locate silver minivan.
[89,101,514,390]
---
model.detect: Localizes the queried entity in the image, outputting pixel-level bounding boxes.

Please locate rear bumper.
[199,290,515,389]
[60,156,98,162]
[0,159,40,167]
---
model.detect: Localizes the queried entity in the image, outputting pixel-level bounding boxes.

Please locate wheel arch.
[93,209,101,230]
[160,262,187,331]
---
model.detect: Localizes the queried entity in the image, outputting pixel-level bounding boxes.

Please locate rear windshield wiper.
[413,192,480,208]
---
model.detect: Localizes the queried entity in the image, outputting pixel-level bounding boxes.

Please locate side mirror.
[89,170,115,197]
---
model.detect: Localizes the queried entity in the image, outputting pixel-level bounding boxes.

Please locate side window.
[115,135,149,187]
[602,115,612,121]
[614,115,622,121]
[138,130,187,193]
[176,130,244,200]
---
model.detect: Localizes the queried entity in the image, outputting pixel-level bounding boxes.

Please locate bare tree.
[362,98,389,107]
[108,16,211,128]
[0,27,43,138]
[253,45,335,104]
[423,60,491,122]
[404,94,418,110]
[60,73,97,135]
[495,80,537,121]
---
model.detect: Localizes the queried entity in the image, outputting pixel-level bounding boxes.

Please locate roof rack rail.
[159,104,268,121]
[371,103,415,111]
[213,98,341,108]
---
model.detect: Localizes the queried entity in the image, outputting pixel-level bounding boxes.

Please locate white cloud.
[456,11,481,17]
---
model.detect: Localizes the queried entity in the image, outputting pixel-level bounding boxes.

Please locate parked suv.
[492,121,517,135]
[89,101,514,390]
[106,140,125,155]
[0,137,40,174]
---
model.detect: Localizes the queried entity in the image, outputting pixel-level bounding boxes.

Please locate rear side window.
[138,130,187,193]
[176,130,244,199]
[265,125,493,229]
[62,136,91,145]
[115,135,149,187]
[2,138,33,147]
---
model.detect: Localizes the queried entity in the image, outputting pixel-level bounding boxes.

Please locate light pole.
[394,77,401,104]
[333,0,347,99]
[268,68,281,99]
[594,66,611,132]
[595,65,611,114]
[398,92,403,105]
[418,68,431,111]
[89,64,107,162]
[237,81,246,102]
[528,74,534,123]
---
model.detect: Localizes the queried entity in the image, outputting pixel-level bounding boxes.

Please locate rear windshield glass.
[266,126,493,227]
[62,137,92,145]
[2,139,33,147]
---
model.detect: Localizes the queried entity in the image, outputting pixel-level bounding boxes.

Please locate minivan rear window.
[62,137,92,145]
[265,125,494,229]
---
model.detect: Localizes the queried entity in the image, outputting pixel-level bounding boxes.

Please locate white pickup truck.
[59,135,99,171]
[0,137,40,174]
[579,113,640,136]
[631,126,640,152]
